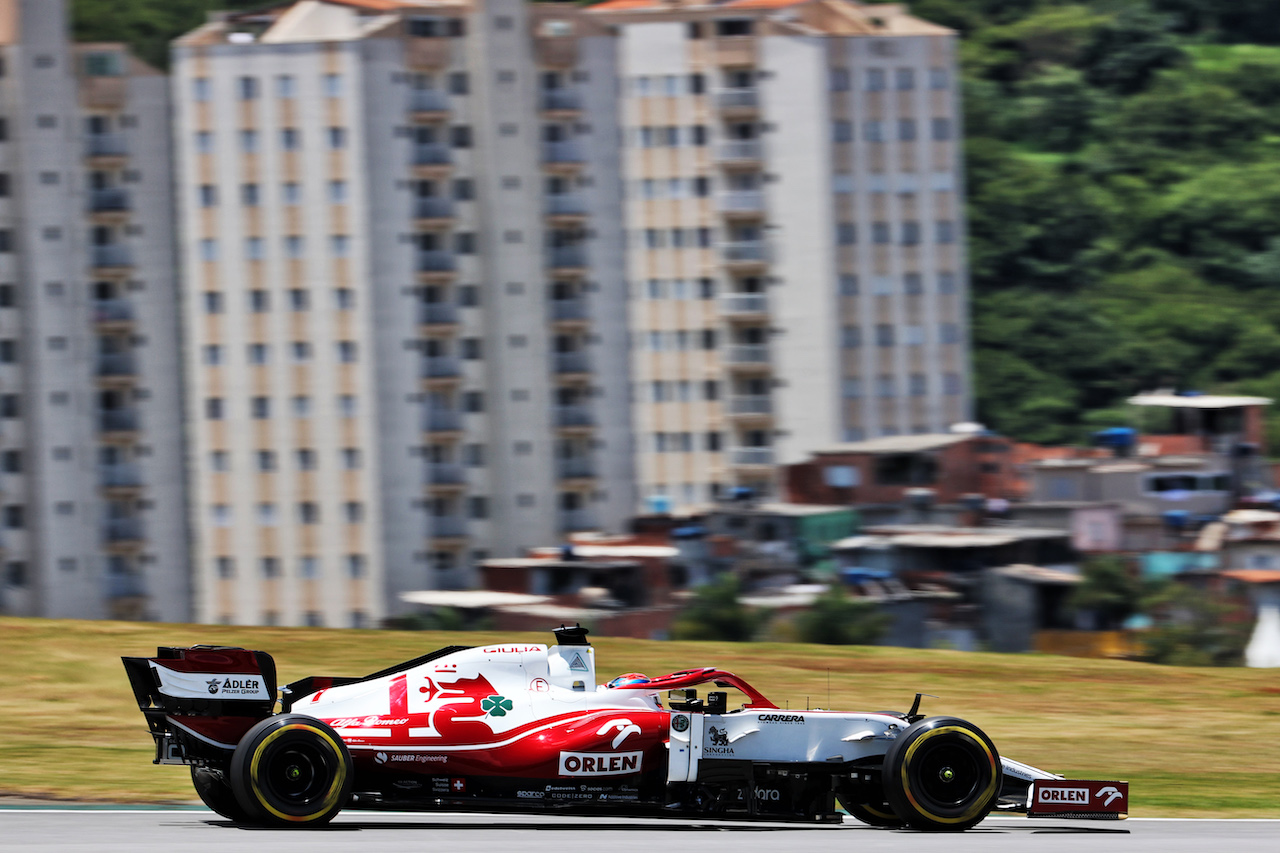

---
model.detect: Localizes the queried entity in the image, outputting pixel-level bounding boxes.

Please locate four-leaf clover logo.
[481,694,513,717]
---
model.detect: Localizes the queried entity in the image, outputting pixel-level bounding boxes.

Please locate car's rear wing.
[121,646,277,764]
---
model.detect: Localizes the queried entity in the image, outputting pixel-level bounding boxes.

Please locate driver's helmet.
[606,672,651,689]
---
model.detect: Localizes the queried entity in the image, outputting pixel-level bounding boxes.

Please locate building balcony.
[716,88,760,114]
[720,292,768,318]
[721,241,769,270]
[100,408,141,435]
[412,143,453,169]
[554,351,591,375]
[421,356,462,381]
[558,458,597,481]
[89,188,131,214]
[548,245,587,272]
[415,196,455,222]
[97,352,138,381]
[731,447,775,467]
[93,298,135,328]
[542,140,586,167]
[555,405,595,429]
[728,395,773,417]
[85,133,127,160]
[545,193,588,219]
[430,515,468,540]
[410,88,450,116]
[417,250,456,281]
[419,302,459,327]
[103,517,145,545]
[426,463,466,487]
[718,190,765,218]
[715,139,763,166]
[92,245,134,271]
[724,344,770,368]
[100,462,143,490]
[560,508,598,533]
[541,89,583,113]
[423,409,463,433]
[107,572,147,599]
[551,297,589,323]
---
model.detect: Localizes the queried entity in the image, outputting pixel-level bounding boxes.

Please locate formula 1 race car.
[122,625,1127,830]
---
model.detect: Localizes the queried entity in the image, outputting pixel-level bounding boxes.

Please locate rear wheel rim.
[261,737,334,810]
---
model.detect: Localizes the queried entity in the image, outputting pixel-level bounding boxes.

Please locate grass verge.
[1,617,1276,815]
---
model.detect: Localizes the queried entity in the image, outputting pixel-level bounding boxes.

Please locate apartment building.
[591,0,972,507]
[171,0,634,627]
[171,0,967,627]
[0,0,188,621]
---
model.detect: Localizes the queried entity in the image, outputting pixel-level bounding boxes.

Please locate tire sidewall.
[230,714,353,827]
[882,716,1001,831]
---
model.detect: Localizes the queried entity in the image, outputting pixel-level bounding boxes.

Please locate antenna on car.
[906,693,938,723]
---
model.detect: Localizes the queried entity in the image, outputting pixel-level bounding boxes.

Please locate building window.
[199,239,218,262]
[198,185,217,207]
[205,397,223,420]
[328,127,347,149]
[203,291,223,314]
[277,74,296,98]
[877,375,895,397]
[836,223,856,245]
[944,372,962,395]
[281,127,300,150]
[929,67,949,90]
[337,341,358,363]
[238,76,259,100]
[239,129,258,153]
[328,180,347,203]
[876,324,895,346]
[216,557,235,578]
[323,73,342,98]
[193,77,211,101]
[932,117,952,141]
[450,125,472,148]
[841,326,862,348]
[299,502,320,524]
[863,120,883,142]
[832,120,853,143]
[331,235,351,257]
[872,222,891,244]
[842,378,863,399]
[346,554,366,577]
[865,68,885,91]
[898,118,916,141]
[910,373,927,396]
[249,289,269,312]
[895,68,915,90]
[937,220,956,243]
[251,397,270,419]
[830,67,850,91]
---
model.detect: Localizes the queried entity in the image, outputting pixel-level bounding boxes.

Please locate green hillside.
[2,616,1278,815]
[71,0,1280,446]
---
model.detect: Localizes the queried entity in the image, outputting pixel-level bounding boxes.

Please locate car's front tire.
[229,714,353,827]
[881,716,1001,832]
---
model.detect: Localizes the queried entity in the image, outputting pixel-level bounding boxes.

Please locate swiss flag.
[450,777,467,793]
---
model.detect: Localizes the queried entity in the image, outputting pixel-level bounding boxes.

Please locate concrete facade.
[0,0,187,622]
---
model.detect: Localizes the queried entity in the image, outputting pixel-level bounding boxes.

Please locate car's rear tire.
[882,716,1001,832]
[191,766,255,823]
[229,714,352,827]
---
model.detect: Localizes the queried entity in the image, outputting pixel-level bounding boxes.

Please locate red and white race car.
[122,625,1127,829]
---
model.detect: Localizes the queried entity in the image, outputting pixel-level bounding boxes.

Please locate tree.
[1068,556,1141,630]
[1139,581,1250,666]
[793,588,890,646]
[670,575,767,642]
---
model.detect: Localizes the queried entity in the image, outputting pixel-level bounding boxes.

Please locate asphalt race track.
[4,809,1277,853]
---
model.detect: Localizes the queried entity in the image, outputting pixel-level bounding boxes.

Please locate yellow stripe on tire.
[249,723,347,823]
[899,725,998,825]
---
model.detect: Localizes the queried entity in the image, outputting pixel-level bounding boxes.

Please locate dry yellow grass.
[1,616,1277,815]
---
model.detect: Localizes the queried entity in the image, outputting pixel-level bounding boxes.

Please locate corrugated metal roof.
[1128,393,1272,410]
[399,590,551,608]
[811,433,972,456]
